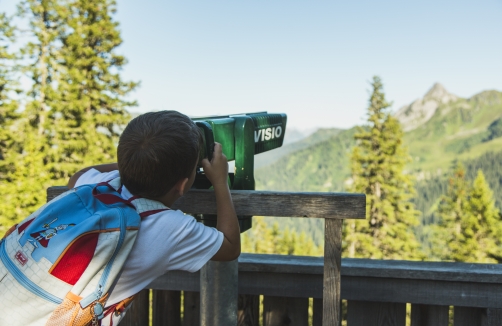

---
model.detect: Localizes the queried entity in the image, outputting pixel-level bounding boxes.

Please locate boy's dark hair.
[118,111,202,198]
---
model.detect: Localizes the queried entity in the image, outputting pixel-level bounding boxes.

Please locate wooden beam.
[347,301,406,326]
[323,219,342,326]
[410,304,449,326]
[153,290,181,326]
[47,187,366,219]
[238,295,259,326]
[120,289,150,326]
[263,296,309,326]
[147,254,502,308]
[453,307,484,326]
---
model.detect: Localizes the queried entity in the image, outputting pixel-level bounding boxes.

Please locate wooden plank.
[263,296,309,326]
[149,270,200,292]
[410,304,448,326]
[120,289,150,326]
[238,294,259,326]
[183,291,200,326]
[313,298,323,326]
[323,219,342,326]
[149,253,502,288]
[47,187,366,219]
[453,307,484,326]
[341,276,502,309]
[153,290,181,326]
[347,301,406,326]
[238,271,322,298]
[486,309,502,326]
[148,267,502,308]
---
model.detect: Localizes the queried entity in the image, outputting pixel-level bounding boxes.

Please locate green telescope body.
[192,112,287,232]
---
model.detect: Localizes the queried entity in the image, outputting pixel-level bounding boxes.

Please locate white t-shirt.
[75,169,223,306]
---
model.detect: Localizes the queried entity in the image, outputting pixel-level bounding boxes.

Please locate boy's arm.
[68,163,119,189]
[201,143,241,261]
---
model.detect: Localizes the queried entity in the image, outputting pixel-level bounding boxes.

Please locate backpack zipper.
[80,207,127,308]
[0,241,63,305]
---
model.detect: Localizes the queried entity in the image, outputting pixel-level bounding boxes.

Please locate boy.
[68,111,240,324]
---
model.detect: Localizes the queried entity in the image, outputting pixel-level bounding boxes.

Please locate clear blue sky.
[2,0,501,130]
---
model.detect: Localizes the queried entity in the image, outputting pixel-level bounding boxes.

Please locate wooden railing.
[47,186,366,326]
[47,187,502,326]
[120,254,502,326]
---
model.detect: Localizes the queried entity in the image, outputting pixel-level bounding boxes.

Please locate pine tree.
[435,166,502,262]
[51,0,136,179]
[468,170,502,262]
[434,162,475,261]
[0,13,21,233]
[0,13,19,164]
[2,0,67,227]
[345,76,421,260]
[241,217,323,256]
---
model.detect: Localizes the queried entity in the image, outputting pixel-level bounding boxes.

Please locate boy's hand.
[201,143,228,187]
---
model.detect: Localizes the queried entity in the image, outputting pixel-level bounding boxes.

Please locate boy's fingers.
[201,158,210,169]
[213,142,222,156]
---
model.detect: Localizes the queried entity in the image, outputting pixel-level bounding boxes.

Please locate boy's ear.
[174,177,189,196]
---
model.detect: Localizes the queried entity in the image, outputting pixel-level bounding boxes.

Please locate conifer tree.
[0,13,19,164]
[241,217,323,256]
[0,13,21,233]
[51,0,136,179]
[468,170,502,262]
[435,166,502,262]
[2,0,67,226]
[345,76,421,260]
[434,162,473,261]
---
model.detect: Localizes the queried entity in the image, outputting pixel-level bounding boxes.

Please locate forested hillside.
[255,85,502,250]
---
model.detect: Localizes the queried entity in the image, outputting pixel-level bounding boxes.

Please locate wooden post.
[120,289,150,326]
[347,301,406,326]
[183,291,200,326]
[263,296,309,326]
[313,298,323,326]
[153,290,181,326]
[410,304,449,326]
[323,219,343,326]
[238,295,259,326]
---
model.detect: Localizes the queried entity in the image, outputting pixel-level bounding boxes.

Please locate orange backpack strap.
[2,223,17,240]
[103,294,136,319]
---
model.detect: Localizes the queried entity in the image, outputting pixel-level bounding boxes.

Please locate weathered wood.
[238,294,259,326]
[47,186,69,201]
[313,298,323,326]
[153,290,181,326]
[347,301,406,326]
[238,254,502,284]
[120,289,150,326]
[453,307,484,326]
[410,304,448,326]
[323,219,343,326]
[342,276,502,309]
[263,296,309,326]
[47,187,366,219]
[183,291,200,326]
[147,254,502,308]
[486,309,502,326]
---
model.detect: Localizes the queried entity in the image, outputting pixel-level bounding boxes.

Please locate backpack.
[0,177,169,326]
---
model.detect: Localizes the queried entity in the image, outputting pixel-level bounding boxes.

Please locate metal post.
[200,259,238,326]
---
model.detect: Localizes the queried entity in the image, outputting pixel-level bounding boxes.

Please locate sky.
[1,0,502,131]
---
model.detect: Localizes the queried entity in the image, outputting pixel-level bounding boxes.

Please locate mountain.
[395,83,458,132]
[256,127,355,192]
[254,128,343,169]
[254,85,502,244]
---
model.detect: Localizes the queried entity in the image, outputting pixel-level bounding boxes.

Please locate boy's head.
[117,111,202,199]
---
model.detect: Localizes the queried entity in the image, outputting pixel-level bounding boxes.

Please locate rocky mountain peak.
[423,83,458,104]
[395,83,458,132]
